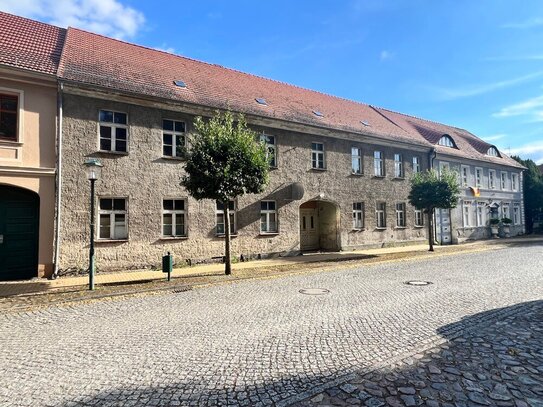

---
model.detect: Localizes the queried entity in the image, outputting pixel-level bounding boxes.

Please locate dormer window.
[437,135,456,148]
[486,146,500,157]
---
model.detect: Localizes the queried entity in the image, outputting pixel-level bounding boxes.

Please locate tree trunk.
[224,202,232,275]
[427,207,435,252]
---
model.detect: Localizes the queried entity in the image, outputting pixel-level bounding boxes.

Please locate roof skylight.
[173,80,187,88]
[255,98,267,106]
[361,120,370,126]
[312,110,324,117]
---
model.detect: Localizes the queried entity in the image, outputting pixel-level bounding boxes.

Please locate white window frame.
[463,200,473,227]
[351,147,363,175]
[395,202,406,227]
[374,151,384,176]
[260,134,277,167]
[412,156,421,174]
[394,153,404,178]
[162,119,186,158]
[513,204,521,225]
[98,197,128,240]
[311,142,325,169]
[501,171,508,190]
[376,202,386,228]
[414,209,424,227]
[502,203,511,220]
[0,87,24,144]
[476,201,486,227]
[489,169,496,189]
[475,167,483,188]
[162,198,187,237]
[438,135,455,147]
[438,161,450,177]
[260,200,277,233]
[216,200,236,235]
[511,173,519,191]
[98,109,128,153]
[353,202,364,229]
[461,165,470,187]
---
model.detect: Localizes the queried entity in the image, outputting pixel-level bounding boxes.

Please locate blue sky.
[3,0,543,163]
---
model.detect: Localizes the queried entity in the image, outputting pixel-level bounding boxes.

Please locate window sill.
[394,226,407,229]
[392,177,405,180]
[375,227,387,230]
[351,228,365,232]
[215,234,238,238]
[98,150,129,156]
[310,167,327,171]
[372,175,386,179]
[95,239,128,243]
[259,232,279,236]
[351,172,364,176]
[159,236,188,241]
[0,139,22,146]
[414,225,425,228]
[161,156,186,161]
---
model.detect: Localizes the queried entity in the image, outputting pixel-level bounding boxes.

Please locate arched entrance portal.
[0,185,39,280]
[299,200,340,251]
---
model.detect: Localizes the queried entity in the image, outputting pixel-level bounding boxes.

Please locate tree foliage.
[511,156,543,233]
[408,169,460,251]
[181,111,269,274]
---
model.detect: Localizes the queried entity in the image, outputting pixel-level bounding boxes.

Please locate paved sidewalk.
[1,236,540,298]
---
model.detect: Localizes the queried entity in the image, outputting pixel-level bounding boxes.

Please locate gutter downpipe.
[52,81,63,279]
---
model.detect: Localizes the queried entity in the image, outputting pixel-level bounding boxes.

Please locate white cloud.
[482,134,507,142]
[502,17,543,29]
[0,0,145,39]
[493,95,543,120]
[484,55,543,61]
[153,44,176,54]
[430,71,543,100]
[380,50,393,61]
[509,141,543,164]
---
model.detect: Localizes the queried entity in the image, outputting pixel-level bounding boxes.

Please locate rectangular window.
[461,165,470,187]
[351,147,363,174]
[353,202,364,229]
[162,119,186,158]
[374,151,384,176]
[311,142,325,169]
[414,209,424,227]
[260,134,277,167]
[99,110,128,153]
[513,204,520,225]
[489,170,496,189]
[412,156,421,174]
[376,202,386,228]
[501,172,508,190]
[260,201,277,233]
[476,202,486,227]
[439,161,450,178]
[162,199,186,237]
[502,203,510,219]
[0,93,18,141]
[394,153,404,178]
[216,200,236,235]
[475,167,483,188]
[463,200,472,227]
[511,173,519,191]
[98,198,128,240]
[395,203,406,227]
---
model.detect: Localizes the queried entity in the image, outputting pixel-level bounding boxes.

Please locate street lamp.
[83,158,102,290]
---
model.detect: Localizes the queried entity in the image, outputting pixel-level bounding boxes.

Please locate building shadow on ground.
[55,300,543,407]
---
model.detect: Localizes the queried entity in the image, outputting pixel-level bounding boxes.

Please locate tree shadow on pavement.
[56,300,543,407]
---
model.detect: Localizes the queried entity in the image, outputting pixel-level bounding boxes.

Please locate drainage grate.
[299,288,330,295]
[405,281,433,286]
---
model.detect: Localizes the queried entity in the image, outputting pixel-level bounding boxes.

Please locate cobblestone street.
[1,242,542,406]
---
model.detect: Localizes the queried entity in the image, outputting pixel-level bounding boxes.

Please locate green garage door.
[0,185,39,280]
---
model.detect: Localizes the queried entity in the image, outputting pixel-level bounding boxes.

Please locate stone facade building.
[0,13,527,277]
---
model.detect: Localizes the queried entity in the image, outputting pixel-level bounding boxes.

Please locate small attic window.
[313,110,324,117]
[361,120,370,127]
[487,146,501,157]
[255,98,267,106]
[438,135,456,148]
[173,80,187,88]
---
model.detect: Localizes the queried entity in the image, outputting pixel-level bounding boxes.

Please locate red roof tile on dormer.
[0,12,66,75]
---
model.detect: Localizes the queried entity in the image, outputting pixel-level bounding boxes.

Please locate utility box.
[162,252,173,280]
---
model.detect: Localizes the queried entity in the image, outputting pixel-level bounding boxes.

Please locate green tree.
[408,169,460,251]
[512,156,543,233]
[182,111,269,274]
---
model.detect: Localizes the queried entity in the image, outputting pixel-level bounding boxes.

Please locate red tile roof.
[374,107,524,169]
[0,12,66,75]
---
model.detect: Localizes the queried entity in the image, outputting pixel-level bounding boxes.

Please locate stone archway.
[0,184,40,280]
[299,200,340,251]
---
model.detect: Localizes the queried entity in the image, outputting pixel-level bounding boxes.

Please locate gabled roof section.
[374,107,524,169]
[58,28,430,147]
[0,12,66,75]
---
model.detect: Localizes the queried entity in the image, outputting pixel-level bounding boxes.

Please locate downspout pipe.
[429,147,437,170]
[52,81,63,279]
